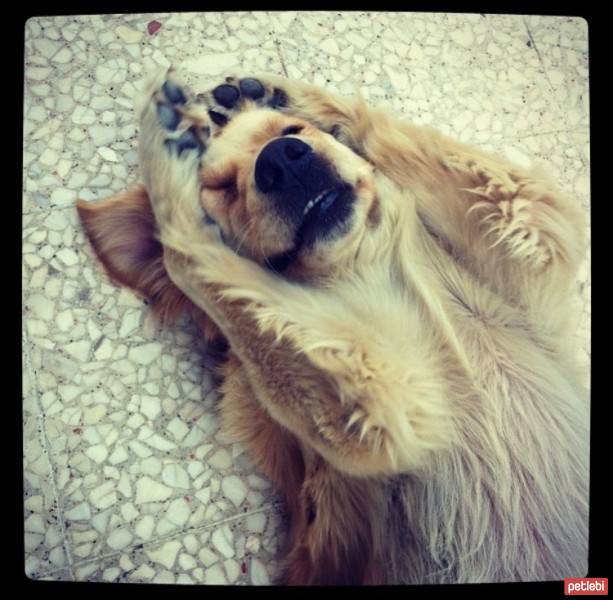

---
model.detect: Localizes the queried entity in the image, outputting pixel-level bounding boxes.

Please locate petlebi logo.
[564,578,608,595]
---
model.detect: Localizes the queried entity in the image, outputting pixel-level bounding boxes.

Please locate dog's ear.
[76,185,221,342]
[76,185,188,323]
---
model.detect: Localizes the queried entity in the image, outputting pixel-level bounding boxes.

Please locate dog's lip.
[302,188,340,219]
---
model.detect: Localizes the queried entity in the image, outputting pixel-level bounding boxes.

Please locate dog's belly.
[414,295,589,581]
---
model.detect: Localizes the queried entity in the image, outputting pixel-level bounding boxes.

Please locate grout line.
[522,16,589,141]
[222,16,231,38]
[493,128,589,144]
[481,16,561,134]
[23,204,81,218]
[524,18,544,66]
[22,328,76,573]
[272,33,288,78]
[31,566,74,580]
[61,501,281,575]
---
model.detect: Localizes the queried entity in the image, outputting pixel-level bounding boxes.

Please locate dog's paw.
[468,197,561,269]
[138,69,213,226]
[196,76,289,127]
[141,71,211,159]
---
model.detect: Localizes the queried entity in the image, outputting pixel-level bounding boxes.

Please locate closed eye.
[281,124,304,136]
[201,162,238,190]
[203,178,234,191]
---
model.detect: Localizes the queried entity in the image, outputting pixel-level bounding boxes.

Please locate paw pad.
[269,87,288,108]
[162,80,187,105]
[238,78,265,100]
[157,103,181,131]
[148,75,210,159]
[213,84,240,108]
[164,127,205,157]
[208,110,229,126]
[202,77,289,128]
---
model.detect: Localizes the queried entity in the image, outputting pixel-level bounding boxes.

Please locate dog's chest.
[440,275,550,379]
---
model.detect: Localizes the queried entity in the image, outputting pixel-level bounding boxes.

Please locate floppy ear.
[76,185,222,343]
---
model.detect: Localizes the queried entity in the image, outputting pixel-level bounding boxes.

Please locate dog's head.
[77,104,387,329]
[199,108,380,278]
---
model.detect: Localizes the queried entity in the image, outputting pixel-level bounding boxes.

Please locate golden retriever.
[76,69,589,585]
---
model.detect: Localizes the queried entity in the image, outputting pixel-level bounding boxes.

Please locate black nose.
[254,137,313,194]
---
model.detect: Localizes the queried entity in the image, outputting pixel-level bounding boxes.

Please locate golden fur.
[76,71,589,585]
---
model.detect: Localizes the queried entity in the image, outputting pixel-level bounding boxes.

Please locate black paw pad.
[239,78,265,100]
[157,103,181,131]
[165,127,204,156]
[213,84,240,109]
[268,87,288,109]
[208,110,229,127]
[162,80,187,105]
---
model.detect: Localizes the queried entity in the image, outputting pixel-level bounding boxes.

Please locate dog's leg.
[216,353,306,524]
[219,356,385,585]
[280,450,387,586]
[138,71,453,479]
[216,354,388,585]
[415,139,587,341]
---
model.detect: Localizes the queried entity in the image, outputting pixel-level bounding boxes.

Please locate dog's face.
[76,105,387,329]
[199,108,380,278]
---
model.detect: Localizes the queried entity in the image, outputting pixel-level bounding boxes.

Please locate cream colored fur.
[85,70,589,584]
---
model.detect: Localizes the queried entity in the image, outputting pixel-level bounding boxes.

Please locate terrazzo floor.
[22,12,591,584]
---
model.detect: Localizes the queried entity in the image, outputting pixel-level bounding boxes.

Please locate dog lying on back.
[77,70,589,585]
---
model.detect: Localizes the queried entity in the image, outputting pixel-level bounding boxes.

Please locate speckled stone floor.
[22,12,590,584]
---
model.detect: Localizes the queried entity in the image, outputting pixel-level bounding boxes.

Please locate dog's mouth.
[302,187,340,219]
[201,183,353,272]
[298,184,353,242]
[265,183,354,272]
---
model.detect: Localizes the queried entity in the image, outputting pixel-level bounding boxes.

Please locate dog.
[76,70,589,585]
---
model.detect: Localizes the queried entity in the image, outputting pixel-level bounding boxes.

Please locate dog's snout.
[255,137,313,194]
[283,137,310,161]
[252,136,344,230]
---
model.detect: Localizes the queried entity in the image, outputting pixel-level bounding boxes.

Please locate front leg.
[138,71,454,478]
[137,69,212,238]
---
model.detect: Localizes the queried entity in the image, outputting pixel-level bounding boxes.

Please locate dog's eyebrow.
[281,124,304,136]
